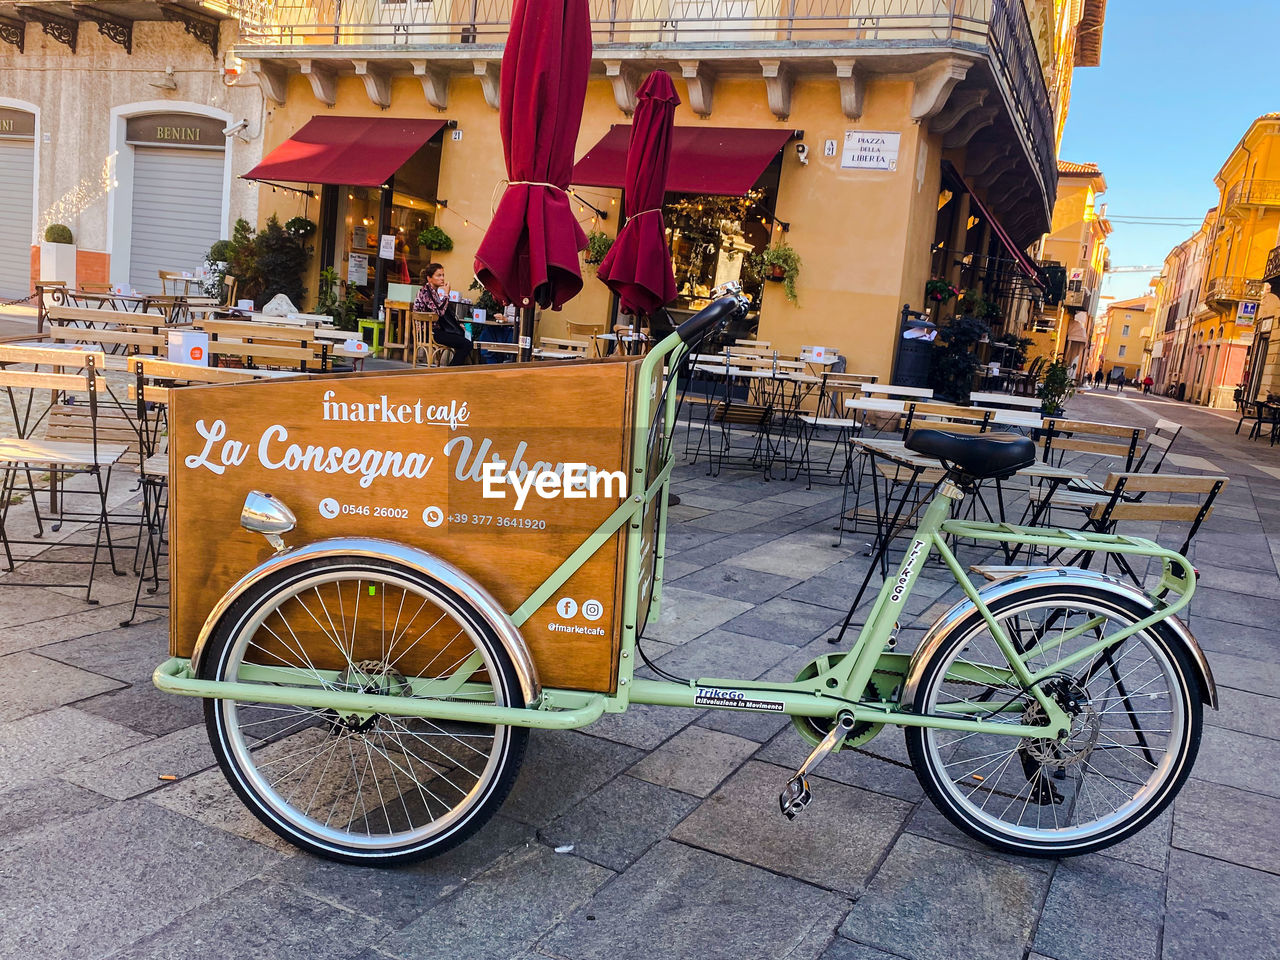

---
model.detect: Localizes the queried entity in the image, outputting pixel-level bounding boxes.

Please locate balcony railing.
[231,0,991,46]
[1224,180,1280,214]
[1205,275,1265,304]
[227,0,1057,206]
[1264,244,1280,283]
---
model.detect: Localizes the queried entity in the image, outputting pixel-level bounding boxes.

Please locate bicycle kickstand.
[779,712,856,820]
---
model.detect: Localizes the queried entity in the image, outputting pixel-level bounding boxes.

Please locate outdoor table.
[968,391,1042,411]
[68,291,150,313]
[860,383,934,400]
[842,437,1086,568]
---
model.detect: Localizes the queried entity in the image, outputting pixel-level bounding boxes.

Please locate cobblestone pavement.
[0,386,1277,960]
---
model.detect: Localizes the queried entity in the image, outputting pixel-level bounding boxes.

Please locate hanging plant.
[583,230,614,265]
[284,216,316,239]
[752,241,802,303]
[924,277,958,303]
[418,224,454,253]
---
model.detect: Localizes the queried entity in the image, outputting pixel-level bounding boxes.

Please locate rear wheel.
[905,585,1201,857]
[199,556,528,865]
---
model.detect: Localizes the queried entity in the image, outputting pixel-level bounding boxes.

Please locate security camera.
[795,142,809,165]
[222,119,250,139]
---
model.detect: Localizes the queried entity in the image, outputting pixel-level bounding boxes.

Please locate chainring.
[790,653,902,748]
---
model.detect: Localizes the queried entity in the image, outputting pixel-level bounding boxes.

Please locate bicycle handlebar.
[675,293,750,345]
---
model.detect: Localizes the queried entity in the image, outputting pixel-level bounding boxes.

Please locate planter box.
[39,241,77,285]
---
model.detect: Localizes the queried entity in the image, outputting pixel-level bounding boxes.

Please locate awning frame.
[944,160,1045,292]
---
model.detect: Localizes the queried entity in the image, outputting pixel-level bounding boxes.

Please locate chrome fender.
[903,567,1217,709]
[188,537,541,706]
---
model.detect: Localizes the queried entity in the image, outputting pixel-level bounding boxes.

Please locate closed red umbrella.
[596,71,680,319]
[474,0,591,358]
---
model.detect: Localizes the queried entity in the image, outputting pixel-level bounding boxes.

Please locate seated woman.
[413,262,472,366]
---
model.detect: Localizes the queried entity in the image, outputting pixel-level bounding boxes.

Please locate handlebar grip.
[675,295,747,344]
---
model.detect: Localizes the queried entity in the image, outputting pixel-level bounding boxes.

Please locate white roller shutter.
[0,139,34,299]
[129,146,224,295]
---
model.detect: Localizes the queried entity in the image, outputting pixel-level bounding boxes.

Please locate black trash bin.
[891,304,936,388]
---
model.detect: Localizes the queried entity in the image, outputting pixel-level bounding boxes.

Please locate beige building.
[0,1,265,297]
[227,0,1102,379]
[1093,294,1153,383]
[1150,214,1212,399]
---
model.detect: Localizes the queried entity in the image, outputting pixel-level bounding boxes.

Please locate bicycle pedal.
[779,775,812,820]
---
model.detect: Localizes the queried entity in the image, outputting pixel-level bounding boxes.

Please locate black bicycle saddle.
[905,429,1037,481]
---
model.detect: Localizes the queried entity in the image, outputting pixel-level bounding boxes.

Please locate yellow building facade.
[223,0,1100,380]
[1191,114,1280,407]
[1094,295,1153,383]
[1025,159,1109,374]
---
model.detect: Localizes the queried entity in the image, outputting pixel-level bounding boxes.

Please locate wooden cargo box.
[168,360,642,693]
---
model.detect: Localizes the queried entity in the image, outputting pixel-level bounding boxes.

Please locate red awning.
[572,126,795,196]
[244,116,449,187]
[957,169,1045,290]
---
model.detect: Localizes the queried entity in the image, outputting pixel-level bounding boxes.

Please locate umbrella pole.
[519,306,535,362]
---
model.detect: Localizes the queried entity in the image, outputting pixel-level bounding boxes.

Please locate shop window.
[666,189,772,314]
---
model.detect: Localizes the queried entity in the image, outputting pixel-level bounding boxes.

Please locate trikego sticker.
[694,687,785,712]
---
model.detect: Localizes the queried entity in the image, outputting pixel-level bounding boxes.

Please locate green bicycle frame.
[155,319,1199,747]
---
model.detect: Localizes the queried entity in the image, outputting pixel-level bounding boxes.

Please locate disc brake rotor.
[1020,681,1101,769]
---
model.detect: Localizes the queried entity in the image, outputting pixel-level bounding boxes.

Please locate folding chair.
[0,345,131,602]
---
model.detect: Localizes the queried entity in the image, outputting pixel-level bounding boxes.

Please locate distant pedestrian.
[1110,369,1124,391]
[1093,367,1104,389]
[1142,375,1153,394]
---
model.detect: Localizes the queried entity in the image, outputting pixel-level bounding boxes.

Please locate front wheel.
[199,555,528,865]
[905,585,1202,857]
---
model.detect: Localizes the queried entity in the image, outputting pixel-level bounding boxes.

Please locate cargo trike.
[154,291,1216,865]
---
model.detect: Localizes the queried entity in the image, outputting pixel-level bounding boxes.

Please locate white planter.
[39,241,77,285]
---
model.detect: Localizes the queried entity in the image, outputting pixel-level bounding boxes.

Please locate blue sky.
[1058,0,1277,306]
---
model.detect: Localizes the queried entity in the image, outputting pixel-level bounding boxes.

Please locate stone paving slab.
[1032,854,1164,960]
[837,833,1049,960]
[539,773,699,870]
[0,649,124,721]
[671,760,910,895]
[1162,850,1280,960]
[539,840,852,960]
[0,802,281,960]
[370,843,613,960]
[628,723,758,797]
[62,724,213,800]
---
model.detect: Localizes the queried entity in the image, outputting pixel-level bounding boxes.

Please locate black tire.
[199,555,528,865]
[905,584,1202,857]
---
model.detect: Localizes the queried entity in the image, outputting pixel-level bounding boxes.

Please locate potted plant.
[583,230,614,266]
[39,223,76,285]
[1037,358,1075,416]
[927,313,988,403]
[924,278,958,304]
[316,266,360,331]
[754,241,802,303]
[418,224,454,255]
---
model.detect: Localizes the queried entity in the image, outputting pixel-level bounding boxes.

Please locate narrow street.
[1,392,1275,960]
